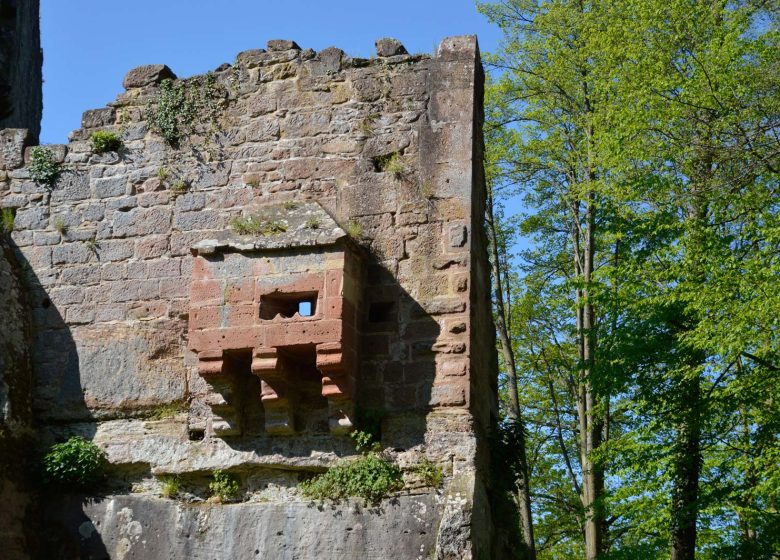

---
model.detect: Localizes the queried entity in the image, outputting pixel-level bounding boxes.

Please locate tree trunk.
[669,371,702,560]
[486,190,537,560]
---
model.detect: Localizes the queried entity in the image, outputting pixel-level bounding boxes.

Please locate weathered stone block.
[81,108,116,129]
[94,175,127,198]
[0,129,32,170]
[123,64,177,89]
[375,37,408,57]
[267,39,300,51]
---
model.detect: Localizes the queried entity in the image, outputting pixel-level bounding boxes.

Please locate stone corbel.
[251,347,295,435]
[196,350,241,437]
[316,342,355,435]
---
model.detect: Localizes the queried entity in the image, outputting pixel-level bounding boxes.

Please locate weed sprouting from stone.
[28,146,62,188]
[1,207,15,234]
[89,130,122,154]
[209,470,241,502]
[230,216,288,236]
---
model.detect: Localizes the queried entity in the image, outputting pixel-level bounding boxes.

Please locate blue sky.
[40,0,501,144]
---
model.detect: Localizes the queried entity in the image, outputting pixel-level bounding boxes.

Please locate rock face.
[0,35,500,559]
[0,0,42,140]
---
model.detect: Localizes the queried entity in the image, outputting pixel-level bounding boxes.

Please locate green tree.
[481,0,780,558]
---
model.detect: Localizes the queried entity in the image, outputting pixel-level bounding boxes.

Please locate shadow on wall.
[7,238,110,559]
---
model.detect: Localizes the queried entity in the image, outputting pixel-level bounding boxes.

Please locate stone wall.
[0,35,498,559]
[0,0,42,139]
[0,238,35,560]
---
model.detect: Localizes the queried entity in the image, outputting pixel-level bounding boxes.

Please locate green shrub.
[28,146,62,187]
[43,436,107,488]
[159,475,181,498]
[299,452,403,505]
[89,130,122,153]
[1,207,14,234]
[209,470,240,502]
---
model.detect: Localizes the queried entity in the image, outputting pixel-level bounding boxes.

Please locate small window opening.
[368,301,395,323]
[298,300,313,317]
[260,292,318,320]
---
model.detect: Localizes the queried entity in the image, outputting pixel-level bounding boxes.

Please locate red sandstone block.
[323,297,343,319]
[190,279,224,306]
[227,304,257,327]
[325,269,343,298]
[225,279,254,304]
[190,326,263,353]
[265,319,342,348]
[404,319,441,341]
[189,306,221,331]
[445,318,468,335]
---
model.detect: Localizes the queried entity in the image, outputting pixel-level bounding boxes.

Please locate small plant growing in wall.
[345,220,363,239]
[89,130,122,154]
[299,430,402,505]
[230,215,288,236]
[373,152,405,180]
[209,470,241,502]
[159,475,181,498]
[146,79,197,146]
[412,458,443,488]
[53,216,68,236]
[28,146,63,188]
[1,207,15,235]
[170,180,189,197]
[305,216,321,229]
[43,436,107,489]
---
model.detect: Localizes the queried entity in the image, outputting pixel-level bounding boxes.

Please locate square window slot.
[260,292,318,320]
[368,301,395,323]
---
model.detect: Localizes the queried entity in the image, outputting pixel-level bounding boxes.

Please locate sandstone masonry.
[0,35,499,559]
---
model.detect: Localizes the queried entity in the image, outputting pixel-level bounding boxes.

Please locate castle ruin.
[0,11,503,558]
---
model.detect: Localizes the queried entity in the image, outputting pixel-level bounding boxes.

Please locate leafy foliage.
[412,458,443,488]
[209,470,240,502]
[146,73,225,146]
[43,436,107,488]
[28,146,62,187]
[299,452,403,505]
[480,0,780,557]
[89,130,122,153]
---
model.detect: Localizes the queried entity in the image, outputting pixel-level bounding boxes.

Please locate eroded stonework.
[0,34,499,559]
